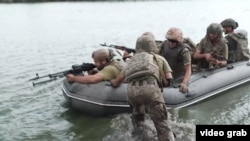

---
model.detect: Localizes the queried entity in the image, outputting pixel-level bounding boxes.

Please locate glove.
[179,83,189,93]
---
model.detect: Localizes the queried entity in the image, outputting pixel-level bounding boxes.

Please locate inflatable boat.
[61,61,250,116]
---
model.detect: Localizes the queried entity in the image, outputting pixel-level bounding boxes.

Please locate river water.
[0,0,249,141]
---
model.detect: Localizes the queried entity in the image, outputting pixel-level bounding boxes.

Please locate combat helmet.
[135,33,157,53]
[92,48,115,62]
[220,18,238,29]
[165,27,183,43]
[206,23,223,36]
[141,32,155,39]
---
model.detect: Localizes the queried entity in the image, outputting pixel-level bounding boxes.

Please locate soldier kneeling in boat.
[220,18,250,63]
[193,23,228,70]
[158,27,192,94]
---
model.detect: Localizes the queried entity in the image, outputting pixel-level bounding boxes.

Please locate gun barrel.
[100,43,107,46]
[29,63,95,86]
[100,43,128,48]
[29,69,70,81]
[101,43,135,53]
[100,43,114,47]
[28,73,51,81]
[32,77,57,86]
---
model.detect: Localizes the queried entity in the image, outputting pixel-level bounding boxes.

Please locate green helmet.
[135,33,157,53]
[206,23,223,36]
[91,48,115,62]
[220,18,238,29]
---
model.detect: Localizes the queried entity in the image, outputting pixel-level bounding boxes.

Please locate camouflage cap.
[165,27,183,43]
[220,18,238,29]
[135,33,157,53]
[92,48,115,62]
[206,23,223,36]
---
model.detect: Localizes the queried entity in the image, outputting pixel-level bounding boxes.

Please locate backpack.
[228,30,250,61]
[183,37,197,53]
[125,52,160,82]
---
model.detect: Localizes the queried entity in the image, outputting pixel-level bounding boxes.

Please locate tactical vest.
[157,38,196,55]
[161,40,188,78]
[227,32,250,62]
[110,59,127,72]
[125,52,160,82]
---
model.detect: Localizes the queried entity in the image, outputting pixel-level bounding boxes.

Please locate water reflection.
[170,82,250,125]
[61,109,113,141]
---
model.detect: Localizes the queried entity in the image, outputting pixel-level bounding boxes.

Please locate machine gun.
[29,63,96,86]
[100,43,136,54]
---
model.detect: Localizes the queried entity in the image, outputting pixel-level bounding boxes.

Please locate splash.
[103,112,196,141]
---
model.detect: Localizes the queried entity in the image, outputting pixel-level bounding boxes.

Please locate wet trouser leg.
[147,102,175,141]
[130,104,145,134]
[128,82,175,141]
[131,106,145,127]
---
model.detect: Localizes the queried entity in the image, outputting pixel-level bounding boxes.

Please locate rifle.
[29,63,96,86]
[100,43,136,54]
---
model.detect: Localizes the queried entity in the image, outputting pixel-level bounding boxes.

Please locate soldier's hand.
[204,53,213,61]
[110,79,118,88]
[210,58,218,65]
[180,83,189,93]
[88,69,97,75]
[66,74,76,83]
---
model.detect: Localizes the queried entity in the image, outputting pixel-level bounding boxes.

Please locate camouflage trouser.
[128,79,175,141]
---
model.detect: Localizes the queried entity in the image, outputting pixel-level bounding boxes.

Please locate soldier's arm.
[162,59,173,79]
[182,64,192,84]
[66,73,104,84]
[110,70,125,88]
[223,44,229,60]
[182,49,192,84]
[214,44,228,67]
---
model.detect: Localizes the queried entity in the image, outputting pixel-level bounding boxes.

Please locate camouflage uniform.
[159,27,192,87]
[226,32,250,62]
[98,60,126,80]
[93,49,126,80]
[124,34,175,141]
[197,36,228,58]
[197,23,228,69]
[220,18,250,62]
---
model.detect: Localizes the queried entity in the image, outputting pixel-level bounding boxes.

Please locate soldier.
[66,48,126,84]
[193,23,228,70]
[110,33,175,141]
[220,18,250,63]
[159,27,192,94]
